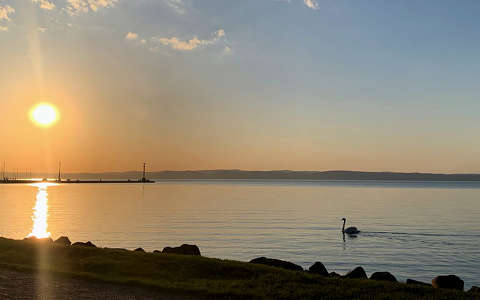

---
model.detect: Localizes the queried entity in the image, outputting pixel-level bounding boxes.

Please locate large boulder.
[370,272,397,282]
[343,267,367,279]
[432,275,464,291]
[308,262,328,276]
[72,241,96,248]
[134,248,145,252]
[54,236,71,246]
[249,257,303,271]
[406,279,431,286]
[162,244,201,256]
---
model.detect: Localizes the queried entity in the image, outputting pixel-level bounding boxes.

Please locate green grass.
[0,237,475,299]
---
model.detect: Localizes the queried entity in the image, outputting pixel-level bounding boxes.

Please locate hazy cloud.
[164,0,187,15]
[0,5,15,21]
[32,0,55,10]
[151,29,225,51]
[66,0,118,15]
[303,0,319,10]
[37,27,47,32]
[0,26,8,32]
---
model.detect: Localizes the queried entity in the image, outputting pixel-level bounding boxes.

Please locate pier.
[0,162,154,184]
[0,179,155,184]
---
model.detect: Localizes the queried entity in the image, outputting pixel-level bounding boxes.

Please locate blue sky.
[1,0,479,173]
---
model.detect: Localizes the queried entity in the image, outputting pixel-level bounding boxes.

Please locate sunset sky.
[1,0,479,173]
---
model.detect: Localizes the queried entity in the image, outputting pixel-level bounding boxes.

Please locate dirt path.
[0,268,199,300]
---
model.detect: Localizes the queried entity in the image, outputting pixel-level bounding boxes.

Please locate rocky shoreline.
[42,235,479,295]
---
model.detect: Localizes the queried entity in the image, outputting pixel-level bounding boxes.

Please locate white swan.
[342,218,360,235]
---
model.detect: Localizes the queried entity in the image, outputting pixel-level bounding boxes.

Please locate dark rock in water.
[134,248,145,252]
[432,275,464,291]
[370,272,397,282]
[153,250,161,254]
[329,272,341,278]
[406,279,431,286]
[468,286,480,294]
[162,244,201,256]
[54,236,71,246]
[249,257,303,271]
[72,241,96,248]
[343,267,367,279]
[308,262,328,276]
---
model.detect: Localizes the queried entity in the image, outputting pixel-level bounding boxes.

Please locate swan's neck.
[342,219,346,233]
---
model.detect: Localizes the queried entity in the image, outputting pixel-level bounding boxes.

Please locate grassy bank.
[0,237,476,299]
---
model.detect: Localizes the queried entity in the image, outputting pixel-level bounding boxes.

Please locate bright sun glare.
[30,103,59,127]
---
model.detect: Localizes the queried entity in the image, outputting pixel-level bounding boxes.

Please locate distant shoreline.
[12,170,480,181]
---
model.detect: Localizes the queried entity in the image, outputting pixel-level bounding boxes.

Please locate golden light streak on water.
[27,182,56,239]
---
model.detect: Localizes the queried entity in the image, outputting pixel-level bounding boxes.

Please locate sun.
[30,103,59,127]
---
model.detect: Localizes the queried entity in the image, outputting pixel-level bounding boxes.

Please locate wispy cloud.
[0,26,8,32]
[32,0,55,11]
[0,5,15,21]
[151,29,226,51]
[303,0,319,10]
[164,0,187,15]
[37,27,47,32]
[66,0,118,15]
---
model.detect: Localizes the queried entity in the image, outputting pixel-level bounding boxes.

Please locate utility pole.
[58,161,62,182]
[142,162,147,182]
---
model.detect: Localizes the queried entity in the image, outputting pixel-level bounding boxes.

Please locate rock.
[343,267,367,279]
[153,250,161,254]
[249,257,303,271]
[432,275,464,291]
[308,262,328,276]
[72,241,96,248]
[54,236,71,246]
[370,272,397,282]
[108,248,128,252]
[162,244,201,256]
[134,248,145,252]
[23,237,53,243]
[406,279,431,286]
[468,286,480,294]
[329,272,341,278]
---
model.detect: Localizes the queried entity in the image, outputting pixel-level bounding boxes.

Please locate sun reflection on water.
[27,182,56,239]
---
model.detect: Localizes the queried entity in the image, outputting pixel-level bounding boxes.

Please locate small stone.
[162,244,201,256]
[72,241,96,248]
[370,272,397,282]
[343,267,367,279]
[329,272,341,278]
[308,262,328,276]
[249,257,303,271]
[432,275,464,291]
[406,279,431,286]
[54,236,71,246]
[468,286,480,294]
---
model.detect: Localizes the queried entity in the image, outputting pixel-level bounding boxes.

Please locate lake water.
[0,180,479,288]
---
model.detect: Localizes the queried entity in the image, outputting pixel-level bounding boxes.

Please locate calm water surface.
[0,180,479,288]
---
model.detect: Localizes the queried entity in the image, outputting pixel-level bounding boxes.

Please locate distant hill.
[51,170,480,181]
